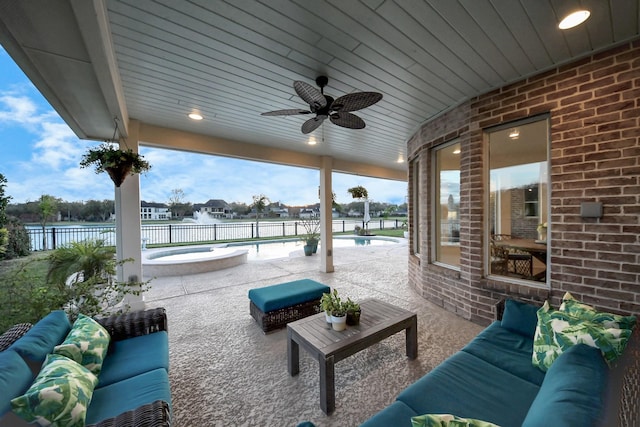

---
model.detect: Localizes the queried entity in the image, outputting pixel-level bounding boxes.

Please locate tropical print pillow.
[11,353,98,427]
[411,414,500,427]
[560,292,636,330]
[533,298,636,371]
[53,314,110,376]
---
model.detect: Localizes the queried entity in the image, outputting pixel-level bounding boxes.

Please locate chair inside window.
[491,234,533,277]
[490,243,509,275]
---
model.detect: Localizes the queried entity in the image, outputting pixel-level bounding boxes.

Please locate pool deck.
[141,237,484,426]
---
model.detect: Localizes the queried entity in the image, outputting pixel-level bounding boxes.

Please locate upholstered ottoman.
[248,279,330,333]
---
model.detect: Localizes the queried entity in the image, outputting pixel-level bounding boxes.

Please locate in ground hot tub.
[142,245,248,277]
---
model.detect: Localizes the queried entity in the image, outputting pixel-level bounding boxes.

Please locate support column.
[115,119,144,310]
[319,156,334,273]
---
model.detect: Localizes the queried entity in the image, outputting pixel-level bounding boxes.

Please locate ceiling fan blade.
[330,112,365,129]
[301,115,327,134]
[331,92,382,112]
[294,81,327,110]
[261,109,311,116]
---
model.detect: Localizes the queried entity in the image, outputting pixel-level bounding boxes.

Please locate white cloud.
[2,89,407,206]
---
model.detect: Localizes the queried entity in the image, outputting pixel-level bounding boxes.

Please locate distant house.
[140,201,171,220]
[193,199,232,219]
[299,208,319,219]
[269,202,289,218]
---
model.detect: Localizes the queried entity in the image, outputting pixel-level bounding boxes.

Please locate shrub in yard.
[0,239,150,332]
[3,217,31,260]
[47,239,150,320]
[0,257,66,332]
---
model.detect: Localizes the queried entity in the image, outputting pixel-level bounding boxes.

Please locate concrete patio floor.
[142,239,484,426]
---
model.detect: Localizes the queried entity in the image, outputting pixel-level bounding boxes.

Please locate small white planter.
[325,311,332,324]
[331,314,347,331]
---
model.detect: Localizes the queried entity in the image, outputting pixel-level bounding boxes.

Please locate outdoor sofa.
[0,307,171,426]
[358,297,638,427]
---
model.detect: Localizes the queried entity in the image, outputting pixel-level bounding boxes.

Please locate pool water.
[227,236,399,260]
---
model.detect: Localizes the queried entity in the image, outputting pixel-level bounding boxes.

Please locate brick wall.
[407,40,640,325]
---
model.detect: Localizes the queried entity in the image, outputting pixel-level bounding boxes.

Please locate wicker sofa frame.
[250,298,322,333]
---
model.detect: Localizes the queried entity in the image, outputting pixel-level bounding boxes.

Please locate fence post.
[342,220,345,232]
[282,222,285,237]
[169,224,172,244]
[214,223,217,241]
[51,227,56,250]
[251,223,254,239]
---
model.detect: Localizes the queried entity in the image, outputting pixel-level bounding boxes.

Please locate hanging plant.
[80,143,151,187]
[347,185,368,199]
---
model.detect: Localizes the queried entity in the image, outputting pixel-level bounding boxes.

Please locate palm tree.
[47,239,115,286]
[251,194,269,238]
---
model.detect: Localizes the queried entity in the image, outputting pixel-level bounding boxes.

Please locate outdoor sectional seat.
[248,279,330,333]
[0,308,171,426]
[360,299,636,427]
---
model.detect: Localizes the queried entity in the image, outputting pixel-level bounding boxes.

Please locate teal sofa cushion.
[360,400,419,427]
[522,344,608,427]
[97,331,169,387]
[0,350,33,416]
[501,300,539,338]
[462,322,545,386]
[248,279,330,312]
[86,368,171,425]
[397,351,539,427]
[8,310,71,364]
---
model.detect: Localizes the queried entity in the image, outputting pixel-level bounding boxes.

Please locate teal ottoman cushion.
[8,310,71,364]
[248,279,330,312]
[86,368,171,425]
[97,331,169,388]
[0,350,33,416]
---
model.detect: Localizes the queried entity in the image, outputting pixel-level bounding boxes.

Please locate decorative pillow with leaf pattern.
[11,353,98,427]
[411,414,500,427]
[560,292,636,330]
[533,298,635,371]
[53,313,110,376]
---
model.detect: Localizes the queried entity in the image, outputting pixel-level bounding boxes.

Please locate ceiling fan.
[261,76,383,134]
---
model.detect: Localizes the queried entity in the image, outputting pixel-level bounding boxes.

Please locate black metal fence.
[26,219,405,251]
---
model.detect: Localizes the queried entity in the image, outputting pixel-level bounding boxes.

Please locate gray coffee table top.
[287,298,418,414]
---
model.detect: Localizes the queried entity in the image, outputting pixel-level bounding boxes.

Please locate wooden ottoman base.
[250,299,322,333]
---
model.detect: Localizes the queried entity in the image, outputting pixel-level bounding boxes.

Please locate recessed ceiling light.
[509,129,520,139]
[453,149,461,154]
[188,113,203,120]
[559,10,590,29]
[307,137,317,145]
[396,156,405,163]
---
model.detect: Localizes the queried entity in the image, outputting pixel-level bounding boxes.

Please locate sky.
[0,48,407,208]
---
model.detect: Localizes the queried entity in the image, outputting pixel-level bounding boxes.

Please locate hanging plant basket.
[105,164,133,187]
[347,185,368,199]
[80,143,151,187]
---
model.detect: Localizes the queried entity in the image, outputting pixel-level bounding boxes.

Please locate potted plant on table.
[329,290,347,331]
[344,298,361,326]
[320,291,335,324]
[80,142,151,187]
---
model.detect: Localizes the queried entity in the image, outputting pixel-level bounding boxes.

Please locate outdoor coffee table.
[287,298,417,414]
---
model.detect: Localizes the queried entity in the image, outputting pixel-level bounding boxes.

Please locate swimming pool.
[226,235,401,260]
[142,236,401,276]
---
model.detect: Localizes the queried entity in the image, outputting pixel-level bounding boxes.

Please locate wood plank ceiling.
[2,0,639,176]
